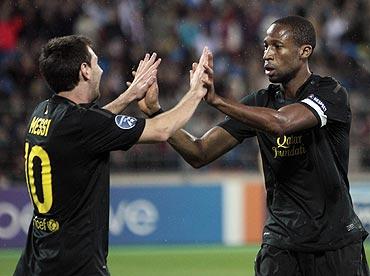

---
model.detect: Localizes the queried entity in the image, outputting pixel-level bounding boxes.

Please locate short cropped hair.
[273,16,316,51]
[39,35,93,93]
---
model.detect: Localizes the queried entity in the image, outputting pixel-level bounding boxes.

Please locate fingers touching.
[127,52,161,100]
[129,47,214,101]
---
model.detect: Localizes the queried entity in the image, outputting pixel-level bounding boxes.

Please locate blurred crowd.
[0,0,369,186]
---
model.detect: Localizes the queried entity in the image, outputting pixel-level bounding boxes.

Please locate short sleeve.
[300,78,350,127]
[81,107,145,154]
[218,92,261,142]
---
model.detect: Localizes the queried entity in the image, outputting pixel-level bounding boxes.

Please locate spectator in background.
[0,2,23,55]
[0,1,23,96]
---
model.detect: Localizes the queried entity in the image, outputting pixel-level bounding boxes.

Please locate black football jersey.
[15,95,145,276]
[219,74,368,251]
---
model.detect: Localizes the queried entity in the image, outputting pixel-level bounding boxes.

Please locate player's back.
[17,95,110,276]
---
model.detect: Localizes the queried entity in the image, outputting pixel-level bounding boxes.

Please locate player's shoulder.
[78,105,115,131]
[83,104,113,119]
[31,99,50,114]
[313,75,349,107]
[316,75,348,95]
[82,106,141,131]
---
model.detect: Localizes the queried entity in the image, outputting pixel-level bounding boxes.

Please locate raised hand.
[103,53,161,114]
[202,50,217,104]
[189,47,209,98]
[127,53,161,101]
[189,49,217,105]
[127,69,161,117]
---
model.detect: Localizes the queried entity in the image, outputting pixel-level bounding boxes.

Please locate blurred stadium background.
[0,0,369,275]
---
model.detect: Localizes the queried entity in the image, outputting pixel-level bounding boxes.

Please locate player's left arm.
[207,98,318,136]
[103,53,161,114]
[206,78,348,136]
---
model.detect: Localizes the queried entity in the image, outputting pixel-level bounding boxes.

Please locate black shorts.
[255,242,369,276]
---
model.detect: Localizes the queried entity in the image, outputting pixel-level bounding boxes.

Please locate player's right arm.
[167,127,239,168]
[137,47,209,143]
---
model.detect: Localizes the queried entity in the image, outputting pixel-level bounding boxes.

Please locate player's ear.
[300,44,313,59]
[80,62,91,81]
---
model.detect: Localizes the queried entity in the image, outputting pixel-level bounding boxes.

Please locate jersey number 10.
[24,142,53,214]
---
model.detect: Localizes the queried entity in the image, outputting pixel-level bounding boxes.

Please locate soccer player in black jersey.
[14,35,209,276]
[139,16,369,275]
